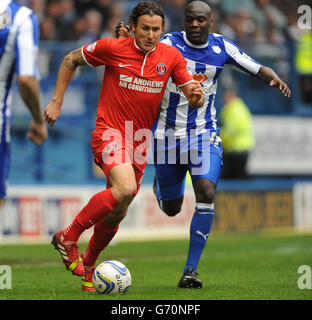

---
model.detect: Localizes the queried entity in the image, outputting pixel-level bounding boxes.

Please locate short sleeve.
[15,13,39,78]
[81,38,114,67]
[224,39,261,75]
[171,49,194,88]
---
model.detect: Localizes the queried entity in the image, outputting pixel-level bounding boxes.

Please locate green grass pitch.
[0,231,311,300]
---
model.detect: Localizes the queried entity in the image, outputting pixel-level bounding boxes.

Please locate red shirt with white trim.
[82,37,194,139]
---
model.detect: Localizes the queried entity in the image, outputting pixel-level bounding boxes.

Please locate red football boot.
[81,264,96,292]
[51,231,85,277]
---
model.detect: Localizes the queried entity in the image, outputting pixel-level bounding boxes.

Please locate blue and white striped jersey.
[0,0,39,144]
[153,31,261,142]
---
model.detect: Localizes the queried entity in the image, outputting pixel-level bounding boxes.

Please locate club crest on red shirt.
[156,64,167,75]
[106,142,117,152]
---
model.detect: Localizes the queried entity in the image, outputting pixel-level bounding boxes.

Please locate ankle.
[63,219,85,242]
[81,246,100,267]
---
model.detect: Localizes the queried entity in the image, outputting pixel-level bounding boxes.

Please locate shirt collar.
[133,38,157,55]
[182,31,209,49]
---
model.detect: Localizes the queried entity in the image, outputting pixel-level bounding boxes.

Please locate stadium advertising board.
[248,116,312,175]
[214,191,293,232]
[0,186,297,243]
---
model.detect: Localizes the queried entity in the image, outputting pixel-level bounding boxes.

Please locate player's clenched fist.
[44,101,62,127]
[191,80,204,96]
[183,80,204,109]
[27,120,47,145]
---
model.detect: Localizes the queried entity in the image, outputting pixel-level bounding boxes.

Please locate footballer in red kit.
[44,1,204,292]
[82,36,194,184]
[82,37,193,134]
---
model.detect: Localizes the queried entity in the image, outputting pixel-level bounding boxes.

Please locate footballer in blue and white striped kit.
[151,0,291,288]
[0,0,47,208]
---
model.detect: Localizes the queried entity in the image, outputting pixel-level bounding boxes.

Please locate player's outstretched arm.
[256,66,291,98]
[181,81,205,109]
[44,48,87,127]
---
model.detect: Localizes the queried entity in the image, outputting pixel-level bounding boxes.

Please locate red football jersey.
[82,37,194,140]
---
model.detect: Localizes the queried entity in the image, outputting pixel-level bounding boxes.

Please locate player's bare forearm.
[182,81,204,108]
[256,66,291,98]
[256,66,279,85]
[52,49,86,105]
[18,76,47,145]
[18,76,44,123]
[45,48,87,126]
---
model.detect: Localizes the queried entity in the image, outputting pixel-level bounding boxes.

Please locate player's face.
[132,15,163,53]
[184,2,212,45]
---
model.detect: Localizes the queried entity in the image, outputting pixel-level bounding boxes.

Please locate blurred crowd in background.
[7,0,312,184]
[13,0,311,108]
[16,0,307,45]
[15,0,310,88]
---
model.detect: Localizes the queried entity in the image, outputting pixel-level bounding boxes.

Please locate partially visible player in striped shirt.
[0,0,47,209]
[154,0,290,289]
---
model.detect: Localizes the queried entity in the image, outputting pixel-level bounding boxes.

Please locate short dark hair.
[129,1,165,27]
[185,0,211,8]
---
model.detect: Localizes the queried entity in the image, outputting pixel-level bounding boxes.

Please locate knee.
[163,205,181,217]
[194,181,216,204]
[161,198,183,217]
[113,182,137,204]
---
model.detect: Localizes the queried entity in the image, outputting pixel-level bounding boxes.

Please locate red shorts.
[91,130,148,195]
